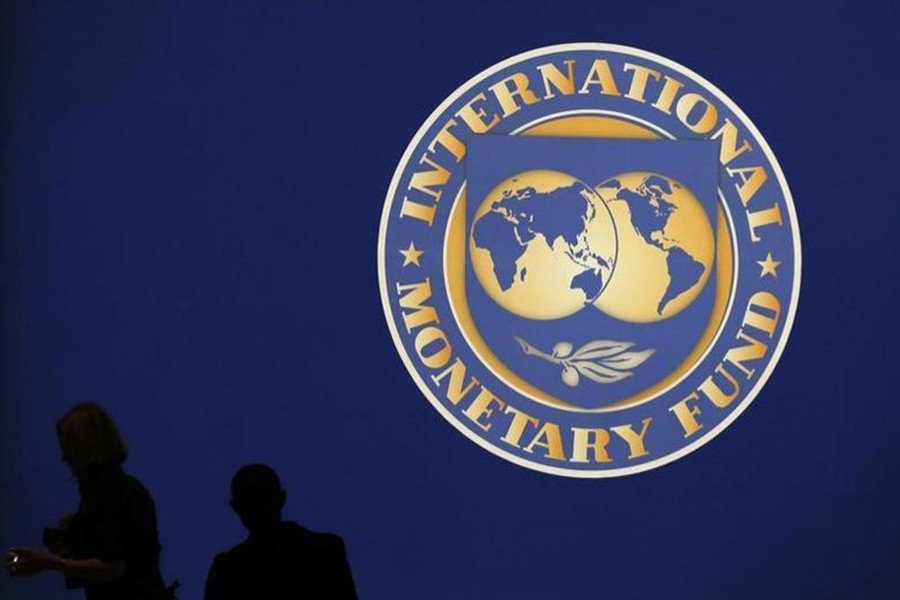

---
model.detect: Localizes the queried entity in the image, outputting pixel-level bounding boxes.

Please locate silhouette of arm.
[329,537,359,600]
[4,547,125,582]
[56,556,126,582]
[204,555,231,600]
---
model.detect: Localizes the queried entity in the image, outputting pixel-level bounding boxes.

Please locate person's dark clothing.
[204,521,357,600]
[64,464,166,600]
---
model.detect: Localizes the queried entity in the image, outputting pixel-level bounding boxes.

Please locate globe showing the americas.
[469,170,617,320]
[592,172,714,322]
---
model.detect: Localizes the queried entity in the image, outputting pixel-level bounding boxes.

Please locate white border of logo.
[378,43,802,477]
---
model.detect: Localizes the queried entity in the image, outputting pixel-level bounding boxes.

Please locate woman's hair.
[56,402,128,476]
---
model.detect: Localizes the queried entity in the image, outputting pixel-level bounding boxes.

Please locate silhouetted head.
[230,464,286,532]
[56,402,128,480]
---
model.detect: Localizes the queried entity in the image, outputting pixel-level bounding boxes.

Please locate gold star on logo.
[399,242,424,267]
[757,252,782,278]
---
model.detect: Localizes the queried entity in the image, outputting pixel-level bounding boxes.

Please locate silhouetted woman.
[3,402,171,599]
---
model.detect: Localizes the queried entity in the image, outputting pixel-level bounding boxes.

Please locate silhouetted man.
[204,464,357,600]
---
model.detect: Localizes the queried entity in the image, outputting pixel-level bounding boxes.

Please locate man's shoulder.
[210,534,260,569]
[212,537,256,566]
[213,522,345,559]
[206,523,356,600]
[311,531,348,558]
[209,547,238,569]
[282,522,347,552]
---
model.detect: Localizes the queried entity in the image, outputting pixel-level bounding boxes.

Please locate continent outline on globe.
[477,184,606,298]
[470,169,714,325]
[469,169,618,321]
[594,171,714,321]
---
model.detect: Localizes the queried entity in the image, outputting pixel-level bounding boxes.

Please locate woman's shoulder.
[79,466,155,508]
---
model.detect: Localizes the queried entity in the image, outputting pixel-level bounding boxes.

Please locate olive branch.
[514,337,655,387]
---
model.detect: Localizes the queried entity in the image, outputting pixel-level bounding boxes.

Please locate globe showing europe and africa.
[469,170,617,320]
[470,170,714,323]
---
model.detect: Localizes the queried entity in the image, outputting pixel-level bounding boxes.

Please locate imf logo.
[378,44,800,477]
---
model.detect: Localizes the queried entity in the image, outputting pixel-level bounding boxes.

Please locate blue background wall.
[2,1,898,598]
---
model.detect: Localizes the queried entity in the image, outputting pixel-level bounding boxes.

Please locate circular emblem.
[378,44,800,477]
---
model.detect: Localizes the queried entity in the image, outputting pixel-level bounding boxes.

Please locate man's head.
[230,464,286,532]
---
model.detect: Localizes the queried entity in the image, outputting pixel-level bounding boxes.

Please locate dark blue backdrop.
[2,1,898,598]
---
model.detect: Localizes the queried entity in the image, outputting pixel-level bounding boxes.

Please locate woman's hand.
[3,547,62,577]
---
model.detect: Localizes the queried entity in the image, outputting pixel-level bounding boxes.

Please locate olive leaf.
[598,349,655,370]
[571,340,633,360]
[514,336,654,387]
[572,361,631,384]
